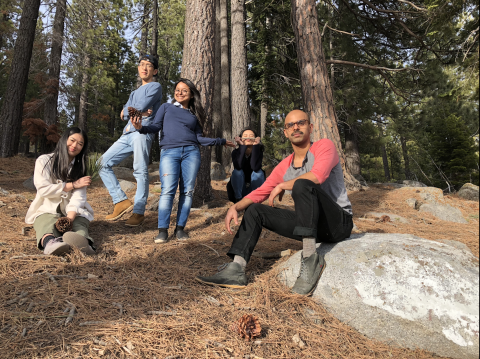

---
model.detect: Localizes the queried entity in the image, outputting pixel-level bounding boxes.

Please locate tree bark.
[377,122,391,181]
[0,0,41,157]
[230,0,250,138]
[345,123,361,177]
[182,0,216,207]
[260,15,271,139]
[212,0,223,163]
[291,0,360,189]
[151,0,158,57]
[401,136,411,179]
[220,0,232,169]
[137,1,150,88]
[78,52,91,132]
[43,0,67,126]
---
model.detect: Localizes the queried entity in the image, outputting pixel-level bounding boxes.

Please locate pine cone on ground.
[230,314,262,341]
[55,217,73,234]
[128,107,142,118]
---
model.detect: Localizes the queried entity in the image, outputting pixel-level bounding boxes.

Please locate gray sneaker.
[291,252,326,296]
[154,230,169,244]
[174,227,189,241]
[195,262,248,289]
[43,237,71,256]
[63,232,96,255]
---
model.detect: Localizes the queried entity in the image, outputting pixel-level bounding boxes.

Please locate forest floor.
[0,155,478,359]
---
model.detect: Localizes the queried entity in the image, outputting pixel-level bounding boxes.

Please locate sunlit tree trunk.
[182,0,216,206]
[401,136,411,179]
[291,0,360,189]
[0,0,41,157]
[212,0,223,163]
[220,0,232,168]
[137,1,150,88]
[231,0,250,138]
[345,123,361,177]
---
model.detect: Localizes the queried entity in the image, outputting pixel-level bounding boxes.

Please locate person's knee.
[232,169,244,177]
[244,203,262,219]
[292,179,316,198]
[250,170,265,181]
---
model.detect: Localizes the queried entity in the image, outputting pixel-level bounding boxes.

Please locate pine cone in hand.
[230,314,262,341]
[55,217,73,234]
[128,107,142,118]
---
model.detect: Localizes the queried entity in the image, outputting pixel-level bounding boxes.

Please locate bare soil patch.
[0,156,478,358]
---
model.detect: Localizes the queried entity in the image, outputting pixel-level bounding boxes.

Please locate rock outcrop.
[458,183,479,201]
[277,233,479,359]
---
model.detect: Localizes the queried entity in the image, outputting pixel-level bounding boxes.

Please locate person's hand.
[235,136,244,146]
[142,109,153,117]
[73,176,92,189]
[224,140,236,148]
[67,211,77,222]
[254,137,261,145]
[268,184,285,207]
[132,116,143,130]
[225,205,239,235]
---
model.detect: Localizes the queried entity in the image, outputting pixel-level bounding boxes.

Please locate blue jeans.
[100,132,154,215]
[231,169,266,200]
[158,146,201,229]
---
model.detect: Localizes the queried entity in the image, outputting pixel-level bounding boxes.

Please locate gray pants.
[33,213,92,250]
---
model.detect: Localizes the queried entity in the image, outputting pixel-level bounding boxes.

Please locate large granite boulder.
[211,162,227,181]
[277,233,479,359]
[23,176,36,191]
[113,167,135,182]
[419,203,468,224]
[402,180,427,187]
[119,180,136,192]
[458,183,479,201]
[396,187,445,204]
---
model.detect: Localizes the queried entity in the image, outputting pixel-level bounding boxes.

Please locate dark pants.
[227,179,353,263]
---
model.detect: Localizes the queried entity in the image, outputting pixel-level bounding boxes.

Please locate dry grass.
[0,156,478,359]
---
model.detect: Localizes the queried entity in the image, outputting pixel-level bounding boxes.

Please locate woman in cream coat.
[25,127,95,256]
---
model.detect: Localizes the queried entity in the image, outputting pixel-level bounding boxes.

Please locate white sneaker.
[43,237,71,256]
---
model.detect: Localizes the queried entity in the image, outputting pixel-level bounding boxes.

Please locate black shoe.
[174,226,189,241]
[196,262,248,289]
[291,252,325,296]
[154,229,169,244]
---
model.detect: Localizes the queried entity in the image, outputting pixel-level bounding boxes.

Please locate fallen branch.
[46,272,60,287]
[26,302,35,313]
[252,249,293,259]
[79,321,111,327]
[7,292,29,305]
[65,306,76,326]
[10,255,50,260]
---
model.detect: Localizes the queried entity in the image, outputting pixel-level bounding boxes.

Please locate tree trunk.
[260,15,271,139]
[345,123,361,177]
[137,1,150,88]
[78,51,91,132]
[151,0,158,57]
[291,0,360,189]
[230,0,250,138]
[401,136,411,179]
[377,122,391,181]
[182,0,216,207]
[44,0,67,126]
[212,0,222,163]
[0,0,41,157]
[220,0,232,169]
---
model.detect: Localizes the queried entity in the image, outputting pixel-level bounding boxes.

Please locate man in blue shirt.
[99,55,163,227]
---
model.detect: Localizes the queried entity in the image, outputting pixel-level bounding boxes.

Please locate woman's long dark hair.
[44,127,88,182]
[172,78,207,136]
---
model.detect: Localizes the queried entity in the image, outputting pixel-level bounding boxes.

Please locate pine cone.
[230,314,262,341]
[55,217,73,234]
[128,107,142,118]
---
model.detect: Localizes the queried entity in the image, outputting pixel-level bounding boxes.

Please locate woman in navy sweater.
[132,78,234,243]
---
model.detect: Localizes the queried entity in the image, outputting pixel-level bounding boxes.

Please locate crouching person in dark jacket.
[227,128,266,203]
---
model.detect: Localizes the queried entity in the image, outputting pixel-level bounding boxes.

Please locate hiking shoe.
[195,262,248,289]
[154,230,169,244]
[106,199,133,221]
[291,252,326,296]
[43,237,71,256]
[174,226,189,241]
[125,213,145,227]
[63,232,96,256]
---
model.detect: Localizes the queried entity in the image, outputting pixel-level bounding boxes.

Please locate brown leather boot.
[125,213,145,227]
[105,199,134,221]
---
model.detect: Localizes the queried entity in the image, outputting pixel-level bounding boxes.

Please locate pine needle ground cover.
[0,156,478,359]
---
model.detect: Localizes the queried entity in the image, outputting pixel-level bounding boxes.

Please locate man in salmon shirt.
[196,110,353,295]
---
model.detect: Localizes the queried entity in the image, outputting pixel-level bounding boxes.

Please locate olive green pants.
[33,213,93,250]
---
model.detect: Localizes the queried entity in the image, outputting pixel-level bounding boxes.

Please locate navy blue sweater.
[139,103,226,149]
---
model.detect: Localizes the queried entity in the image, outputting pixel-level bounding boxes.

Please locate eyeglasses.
[175,89,190,95]
[139,62,154,69]
[284,119,309,130]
